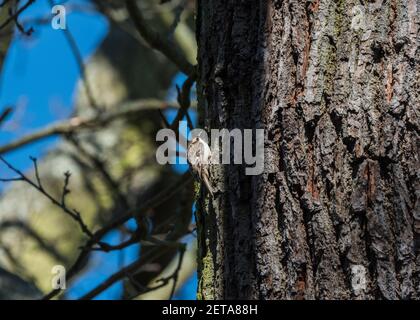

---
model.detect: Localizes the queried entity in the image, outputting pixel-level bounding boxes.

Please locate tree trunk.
[195,0,419,300]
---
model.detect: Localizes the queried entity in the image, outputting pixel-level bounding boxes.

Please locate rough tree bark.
[196,0,419,299]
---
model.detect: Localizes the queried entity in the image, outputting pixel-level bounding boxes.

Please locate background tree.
[196,0,419,299]
[0,0,197,300]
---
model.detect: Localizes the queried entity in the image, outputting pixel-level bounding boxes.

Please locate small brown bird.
[187,136,214,197]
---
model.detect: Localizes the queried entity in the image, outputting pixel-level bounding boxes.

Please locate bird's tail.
[202,175,214,198]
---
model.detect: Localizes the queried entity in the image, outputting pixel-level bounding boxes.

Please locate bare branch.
[0,99,178,155]
[78,247,168,300]
[125,0,195,76]
[42,172,193,300]
[125,243,188,300]
[166,0,186,41]
[171,73,196,131]
[0,106,13,126]
[81,239,186,300]
[42,212,132,300]
[0,0,35,32]
[168,243,186,299]
[91,234,140,252]
[0,177,24,182]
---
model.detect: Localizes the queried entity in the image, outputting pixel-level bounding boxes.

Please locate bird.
[187,136,214,197]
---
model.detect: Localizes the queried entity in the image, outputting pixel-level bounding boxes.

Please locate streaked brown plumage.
[187,137,214,197]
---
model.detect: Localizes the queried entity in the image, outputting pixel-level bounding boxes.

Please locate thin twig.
[170,74,196,131]
[168,243,186,299]
[125,243,187,300]
[91,234,139,252]
[65,134,129,211]
[11,4,33,36]
[158,109,170,128]
[47,0,100,112]
[0,106,13,126]
[0,156,93,238]
[29,156,43,189]
[61,171,71,206]
[0,0,35,31]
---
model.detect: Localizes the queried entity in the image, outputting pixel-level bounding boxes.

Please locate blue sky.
[0,0,196,299]
[0,0,106,169]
